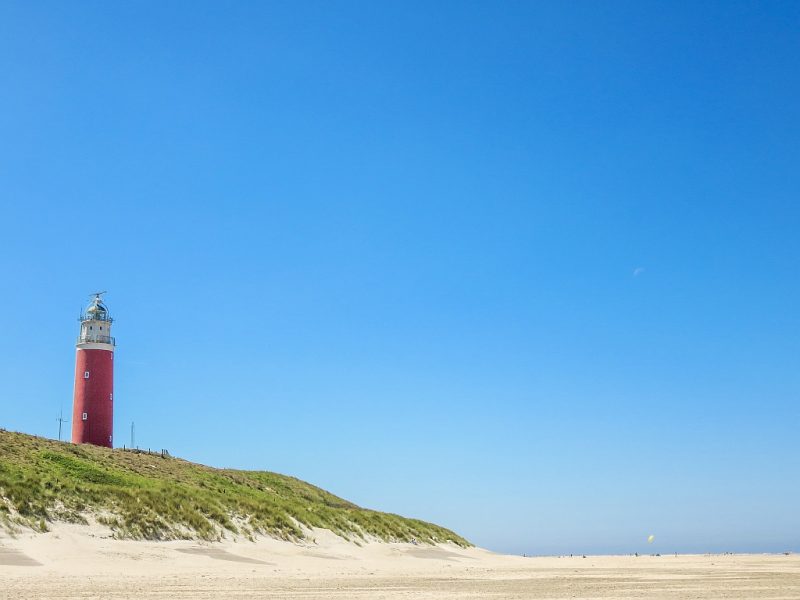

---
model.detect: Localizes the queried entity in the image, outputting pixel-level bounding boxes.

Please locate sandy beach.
[1,524,798,599]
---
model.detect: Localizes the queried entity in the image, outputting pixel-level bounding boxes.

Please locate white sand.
[1,523,798,599]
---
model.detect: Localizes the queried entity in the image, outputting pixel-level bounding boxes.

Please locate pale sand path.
[1,524,798,599]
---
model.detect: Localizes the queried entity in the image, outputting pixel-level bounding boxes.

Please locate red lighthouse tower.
[71,293,115,448]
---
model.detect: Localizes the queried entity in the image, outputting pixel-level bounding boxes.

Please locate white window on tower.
[84,371,90,379]
[109,393,113,401]
[109,435,112,443]
[82,413,88,421]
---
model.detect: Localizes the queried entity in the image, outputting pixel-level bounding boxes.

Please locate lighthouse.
[71,293,115,448]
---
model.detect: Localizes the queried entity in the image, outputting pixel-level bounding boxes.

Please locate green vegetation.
[0,430,469,546]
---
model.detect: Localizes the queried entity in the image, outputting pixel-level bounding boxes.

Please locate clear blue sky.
[1,1,798,556]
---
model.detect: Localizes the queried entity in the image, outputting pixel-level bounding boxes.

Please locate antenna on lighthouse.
[90,291,108,300]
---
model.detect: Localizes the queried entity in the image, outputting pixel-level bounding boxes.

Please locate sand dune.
[1,523,798,599]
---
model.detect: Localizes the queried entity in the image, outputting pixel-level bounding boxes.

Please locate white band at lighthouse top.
[76,342,115,351]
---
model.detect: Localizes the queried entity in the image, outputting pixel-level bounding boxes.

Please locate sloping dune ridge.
[0,430,467,545]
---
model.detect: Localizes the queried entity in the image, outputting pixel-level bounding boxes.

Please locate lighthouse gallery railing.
[77,335,116,345]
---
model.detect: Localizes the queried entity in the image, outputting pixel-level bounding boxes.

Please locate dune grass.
[0,429,469,546]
